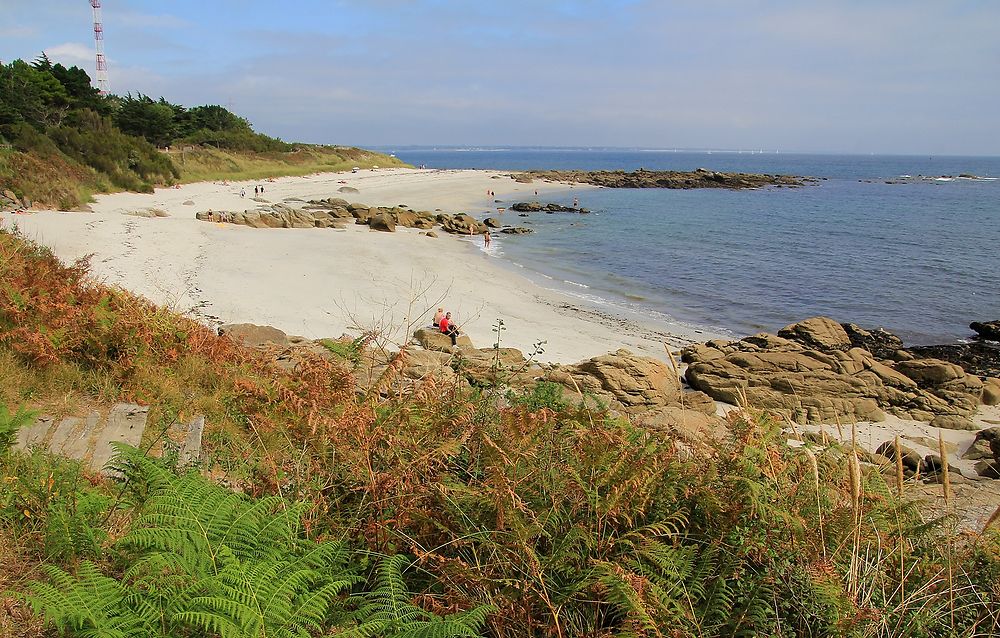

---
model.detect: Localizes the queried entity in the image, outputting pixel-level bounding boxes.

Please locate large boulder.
[875,440,922,474]
[454,348,536,386]
[982,378,1000,405]
[778,317,852,351]
[413,327,473,352]
[219,323,289,347]
[896,358,966,386]
[971,320,1000,342]
[369,213,396,232]
[544,349,683,414]
[636,406,729,448]
[963,428,1000,461]
[930,414,978,431]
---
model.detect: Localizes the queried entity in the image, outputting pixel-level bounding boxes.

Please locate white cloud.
[44,42,94,67]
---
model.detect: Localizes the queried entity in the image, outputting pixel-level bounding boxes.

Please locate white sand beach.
[2,168,716,364]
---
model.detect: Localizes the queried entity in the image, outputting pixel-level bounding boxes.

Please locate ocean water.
[383,147,1000,345]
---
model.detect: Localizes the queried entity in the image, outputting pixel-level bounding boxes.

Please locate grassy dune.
[0,147,107,211]
[172,144,409,184]
[0,144,405,210]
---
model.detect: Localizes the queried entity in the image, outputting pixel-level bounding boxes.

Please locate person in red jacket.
[439,312,460,346]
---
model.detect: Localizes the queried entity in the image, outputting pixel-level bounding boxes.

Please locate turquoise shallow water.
[384,148,1000,345]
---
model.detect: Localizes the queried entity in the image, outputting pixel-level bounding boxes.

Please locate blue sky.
[2,1,998,154]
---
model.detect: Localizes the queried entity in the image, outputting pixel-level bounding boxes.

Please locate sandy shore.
[2,167,716,364]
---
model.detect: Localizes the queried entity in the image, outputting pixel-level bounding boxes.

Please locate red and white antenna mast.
[90,0,110,95]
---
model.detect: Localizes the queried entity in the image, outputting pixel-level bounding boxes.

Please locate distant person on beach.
[433,307,445,327]
[254,185,259,196]
[240,188,245,198]
[440,312,460,346]
[483,230,491,248]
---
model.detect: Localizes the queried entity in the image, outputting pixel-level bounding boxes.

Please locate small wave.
[564,280,590,289]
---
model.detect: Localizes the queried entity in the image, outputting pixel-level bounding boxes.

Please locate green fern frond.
[346,555,494,638]
[0,402,36,453]
[27,562,158,637]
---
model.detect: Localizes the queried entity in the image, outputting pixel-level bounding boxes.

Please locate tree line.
[0,54,293,195]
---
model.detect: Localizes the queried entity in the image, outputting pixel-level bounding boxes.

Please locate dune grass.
[0,144,405,211]
[173,145,409,184]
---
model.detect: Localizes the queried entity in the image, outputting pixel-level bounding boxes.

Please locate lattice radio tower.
[90,0,110,94]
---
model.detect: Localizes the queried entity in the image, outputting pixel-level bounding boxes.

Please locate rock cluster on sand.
[195,198,533,236]
[682,316,998,425]
[514,168,810,189]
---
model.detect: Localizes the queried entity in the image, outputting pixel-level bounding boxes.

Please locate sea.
[380,147,1000,346]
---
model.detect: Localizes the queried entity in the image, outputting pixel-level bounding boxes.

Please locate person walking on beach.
[483,230,491,248]
[254,185,259,196]
[433,307,445,327]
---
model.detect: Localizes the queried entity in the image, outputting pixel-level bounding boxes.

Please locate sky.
[2,1,998,155]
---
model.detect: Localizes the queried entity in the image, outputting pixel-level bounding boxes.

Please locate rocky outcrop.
[983,378,1000,405]
[971,320,1000,342]
[509,202,588,213]
[682,317,987,424]
[198,199,441,233]
[875,440,923,475]
[369,213,396,232]
[1,189,30,211]
[498,226,532,234]
[197,204,350,229]
[219,323,290,347]
[841,323,905,360]
[514,168,810,190]
[963,427,1000,462]
[413,327,473,351]
[438,213,488,235]
[777,316,851,351]
[544,349,713,415]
